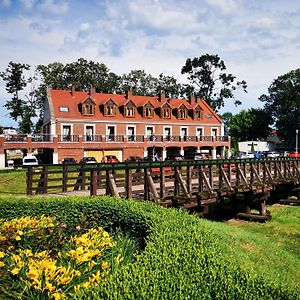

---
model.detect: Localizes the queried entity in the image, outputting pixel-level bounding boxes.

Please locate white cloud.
[79,22,90,31]
[38,0,69,14]
[20,0,36,10]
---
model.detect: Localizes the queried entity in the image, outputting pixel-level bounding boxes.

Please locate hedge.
[0,196,299,299]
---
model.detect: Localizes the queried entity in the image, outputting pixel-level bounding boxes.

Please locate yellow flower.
[0,236,7,241]
[17,230,23,236]
[15,235,21,241]
[11,268,20,275]
[114,254,124,265]
[0,251,5,258]
[53,292,65,300]
[0,261,5,267]
[27,267,40,280]
[22,249,33,257]
[101,261,110,270]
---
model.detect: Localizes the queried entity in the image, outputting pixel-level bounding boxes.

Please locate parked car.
[184,152,202,160]
[288,151,300,158]
[267,151,280,158]
[165,153,184,161]
[62,157,77,164]
[79,157,97,164]
[101,155,119,163]
[22,155,38,166]
[125,156,143,162]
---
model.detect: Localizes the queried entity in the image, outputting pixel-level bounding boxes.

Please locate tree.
[156,74,182,98]
[118,70,159,96]
[181,54,247,111]
[259,69,300,148]
[0,62,37,133]
[220,112,233,136]
[228,109,272,147]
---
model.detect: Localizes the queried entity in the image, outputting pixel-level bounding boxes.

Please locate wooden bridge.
[26,157,300,221]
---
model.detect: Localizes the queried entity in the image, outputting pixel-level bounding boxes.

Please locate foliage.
[0,215,135,299]
[259,69,300,147]
[0,62,38,133]
[0,196,298,299]
[181,54,247,111]
[227,108,272,145]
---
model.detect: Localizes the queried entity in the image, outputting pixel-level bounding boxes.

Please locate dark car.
[125,156,143,162]
[79,157,97,164]
[101,155,120,163]
[62,157,77,164]
[165,153,184,161]
[184,152,202,160]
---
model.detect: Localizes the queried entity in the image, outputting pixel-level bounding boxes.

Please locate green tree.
[118,70,159,96]
[259,69,300,148]
[228,109,271,145]
[220,112,233,136]
[156,74,182,98]
[181,54,247,111]
[0,62,37,133]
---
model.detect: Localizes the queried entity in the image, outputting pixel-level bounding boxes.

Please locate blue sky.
[0,0,300,127]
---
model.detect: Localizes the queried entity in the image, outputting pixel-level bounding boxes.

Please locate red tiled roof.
[49,89,223,124]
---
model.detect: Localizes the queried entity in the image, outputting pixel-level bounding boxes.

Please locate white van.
[23,155,38,166]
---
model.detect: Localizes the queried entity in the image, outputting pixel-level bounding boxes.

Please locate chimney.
[188,94,196,104]
[126,88,133,99]
[71,84,76,96]
[89,86,96,98]
[158,90,165,102]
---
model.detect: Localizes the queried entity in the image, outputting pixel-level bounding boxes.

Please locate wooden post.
[160,166,165,199]
[43,166,48,194]
[26,166,33,196]
[186,165,192,194]
[62,164,68,192]
[90,170,97,196]
[144,168,150,200]
[126,167,132,199]
[174,167,179,196]
[81,164,86,190]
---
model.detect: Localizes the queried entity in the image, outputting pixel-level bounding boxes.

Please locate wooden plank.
[198,167,213,193]
[236,165,250,188]
[145,170,159,201]
[108,172,119,197]
[126,168,132,198]
[219,165,233,191]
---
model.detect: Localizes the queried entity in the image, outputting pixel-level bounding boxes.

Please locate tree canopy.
[181,54,247,111]
[259,69,300,148]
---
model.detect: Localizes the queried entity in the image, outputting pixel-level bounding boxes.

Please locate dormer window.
[194,108,203,120]
[125,107,135,117]
[178,107,187,119]
[104,99,116,116]
[124,101,136,118]
[82,99,95,116]
[143,102,154,118]
[161,104,171,119]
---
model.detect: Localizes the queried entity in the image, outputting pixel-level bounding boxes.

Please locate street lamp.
[296,129,299,154]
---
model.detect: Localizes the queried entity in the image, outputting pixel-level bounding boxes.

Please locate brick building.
[0,86,231,168]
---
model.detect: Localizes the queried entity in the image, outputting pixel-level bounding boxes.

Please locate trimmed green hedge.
[0,196,299,299]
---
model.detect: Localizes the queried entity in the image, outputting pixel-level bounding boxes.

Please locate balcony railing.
[58,135,79,142]
[3,134,229,143]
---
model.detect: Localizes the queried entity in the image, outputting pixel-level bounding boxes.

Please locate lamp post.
[296,129,299,154]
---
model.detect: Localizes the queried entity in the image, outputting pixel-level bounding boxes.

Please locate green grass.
[0,170,26,195]
[205,204,300,289]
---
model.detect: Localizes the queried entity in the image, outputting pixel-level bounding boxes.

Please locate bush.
[0,196,299,299]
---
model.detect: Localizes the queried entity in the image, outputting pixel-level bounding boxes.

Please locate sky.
[0,0,299,127]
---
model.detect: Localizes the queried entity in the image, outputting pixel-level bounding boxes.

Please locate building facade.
[0,87,231,168]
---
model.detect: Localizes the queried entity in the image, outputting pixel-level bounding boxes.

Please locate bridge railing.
[25,157,300,201]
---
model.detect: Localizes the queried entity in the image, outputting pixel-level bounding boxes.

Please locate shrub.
[0,196,299,299]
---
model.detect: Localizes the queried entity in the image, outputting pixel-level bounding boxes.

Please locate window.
[62,125,71,141]
[125,107,135,117]
[164,127,172,141]
[59,107,69,112]
[106,125,116,141]
[127,126,135,141]
[146,126,154,141]
[85,125,94,141]
[144,107,153,118]
[178,109,187,119]
[82,99,95,116]
[194,109,202,120]
[162,108,171,118]
[104,100,116,116]
[196,128,203,138]
[180,127,188,138]
[212,128,218,137]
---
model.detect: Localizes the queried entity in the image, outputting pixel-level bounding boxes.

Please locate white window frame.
[84,124,95,142]
[145,126,155,137]
[61,123,73,142]
[126,125,136,142]
[106,125,117,141]
[196,127,204,137]
[163,126,172,138]
[180,126,188,138]
[211,127,218,137]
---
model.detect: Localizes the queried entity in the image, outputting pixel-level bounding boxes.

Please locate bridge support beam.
[53,152,58,164]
